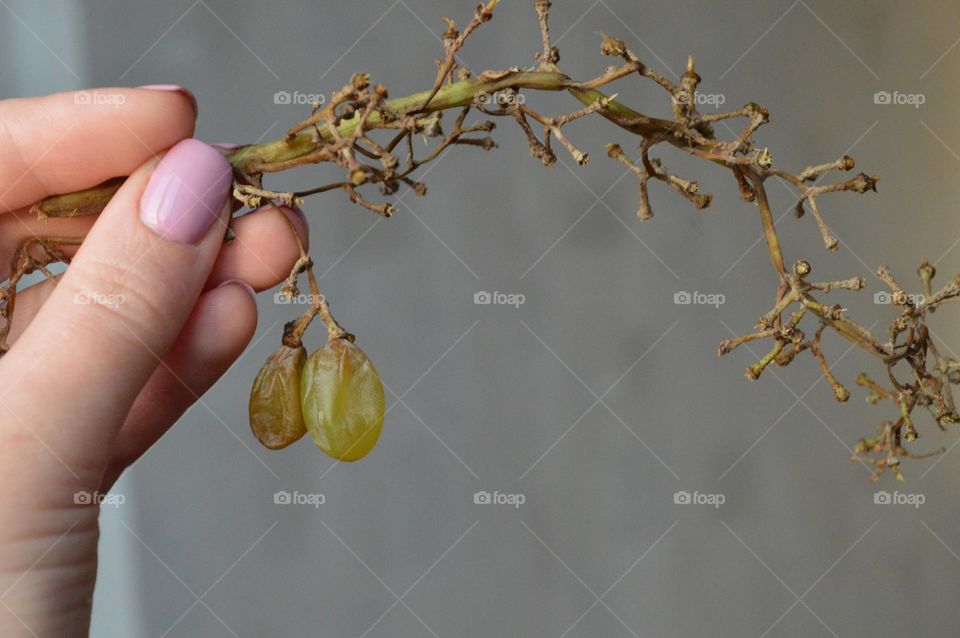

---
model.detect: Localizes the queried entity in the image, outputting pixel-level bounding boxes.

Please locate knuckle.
[61,255,171,342]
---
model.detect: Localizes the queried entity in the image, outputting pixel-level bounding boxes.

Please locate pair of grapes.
[249,338,385,461]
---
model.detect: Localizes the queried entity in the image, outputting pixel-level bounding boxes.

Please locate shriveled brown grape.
[300,338,385,461]
[249,344,308,449]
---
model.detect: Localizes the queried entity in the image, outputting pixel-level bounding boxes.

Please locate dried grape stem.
[1,237,83,352]
[13,1,958,479]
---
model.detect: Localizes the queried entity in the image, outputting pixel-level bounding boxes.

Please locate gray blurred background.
[4,0,960,635]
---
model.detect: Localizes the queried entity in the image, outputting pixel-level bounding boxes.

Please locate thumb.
[0,138,234,477]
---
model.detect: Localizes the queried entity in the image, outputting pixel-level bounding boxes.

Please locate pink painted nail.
[139,139,233,244]
[137,84,198,115]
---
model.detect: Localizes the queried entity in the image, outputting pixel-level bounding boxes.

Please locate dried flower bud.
[775,347,798,367]
[756,148,773,168]
[849,173,878,193]
[794,198,806,219]
[744,102,770,124]
[349,168,368,186]
[600,36,626,57]
[833,384,850,402]
[681,55,701,86]
[351,73,370,90]
[441,16,457,40]
[853,438,878,454]
[917,259,936,283]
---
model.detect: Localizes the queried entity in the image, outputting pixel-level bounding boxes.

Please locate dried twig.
[9,1,958,479]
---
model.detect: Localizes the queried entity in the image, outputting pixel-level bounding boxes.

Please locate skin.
[0,88,309,636]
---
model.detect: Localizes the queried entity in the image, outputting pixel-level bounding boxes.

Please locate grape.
[300,338,385,461]
[249,344,308,449]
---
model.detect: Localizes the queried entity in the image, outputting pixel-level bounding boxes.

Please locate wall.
[3,1,960,636]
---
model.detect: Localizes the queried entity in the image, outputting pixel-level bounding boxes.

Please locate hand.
[0,86,308,636]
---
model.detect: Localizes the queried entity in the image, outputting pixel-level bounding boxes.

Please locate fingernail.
[140,139,233,244]
[137,84,198,115]
[273,204,310,251]
[285,204,309,231]
[217,279,257,300]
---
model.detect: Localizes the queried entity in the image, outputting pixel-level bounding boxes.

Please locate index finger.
[0,86,197,214]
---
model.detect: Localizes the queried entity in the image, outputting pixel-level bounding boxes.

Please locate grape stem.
[275,208,349,348]
[9,0,959,478]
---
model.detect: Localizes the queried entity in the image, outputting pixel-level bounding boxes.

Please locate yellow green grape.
[300,338,385,461]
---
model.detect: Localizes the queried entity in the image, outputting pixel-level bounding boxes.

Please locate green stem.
[33,71,677,217]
